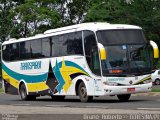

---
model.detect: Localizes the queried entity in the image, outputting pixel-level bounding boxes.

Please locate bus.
[1,22,159,102]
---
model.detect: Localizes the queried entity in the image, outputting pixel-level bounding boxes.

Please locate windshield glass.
[128,45,150,73]
[97,30,151,76]
[101,45,150,76]
[101,46,128,75]
[97,29,147,45]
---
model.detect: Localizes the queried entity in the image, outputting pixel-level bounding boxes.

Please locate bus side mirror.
[98,43,107,60]
[150,40,159,59]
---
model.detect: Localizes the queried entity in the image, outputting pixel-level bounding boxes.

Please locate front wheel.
[117,94,131,102]
[78,82,93,102]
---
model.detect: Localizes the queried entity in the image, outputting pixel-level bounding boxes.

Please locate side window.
[67,33,75,54]
[20,41,31,60]
[30,39,42,58]
[52,36,59,57]
[52,32,83,57]
[42,37,51,57]
[10,43,20,61]
[52,34,68,57]
[83,31,101,76]
[67,32,83,55]
[60,34,68,56]
[2,45,10,61]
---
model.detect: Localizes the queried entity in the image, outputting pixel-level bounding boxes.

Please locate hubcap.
[80,87,87,98]
[156,80,160,85]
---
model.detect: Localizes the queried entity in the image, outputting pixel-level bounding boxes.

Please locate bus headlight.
[103,81,109,85]
[103,81,118,86]
[108,82,118,86]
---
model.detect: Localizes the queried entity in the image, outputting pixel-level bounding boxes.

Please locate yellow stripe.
[2,70,19,88]
[134,76,151,85]
[60,60,89,93]
[27,82,49,92]
[2,70,49,93]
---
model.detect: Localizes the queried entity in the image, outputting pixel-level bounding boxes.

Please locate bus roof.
[2,22,142,45]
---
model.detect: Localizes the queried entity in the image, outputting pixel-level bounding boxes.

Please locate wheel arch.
[75,77,91,96]
[75,79,83,96]
[18,80,28,95]
[155,78,160,85]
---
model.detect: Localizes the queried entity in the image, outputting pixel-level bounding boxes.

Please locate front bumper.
[104,82,152,95]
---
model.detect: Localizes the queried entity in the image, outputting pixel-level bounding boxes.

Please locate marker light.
[109,70,123,74]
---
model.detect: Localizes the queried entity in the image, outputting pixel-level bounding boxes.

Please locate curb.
[132,92,160,96]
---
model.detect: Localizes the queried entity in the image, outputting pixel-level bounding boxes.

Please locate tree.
[0,0,92,40]
[85,0,160,44]
[0,0,16,42]
[10,0,60,38]
[55,0,91,26]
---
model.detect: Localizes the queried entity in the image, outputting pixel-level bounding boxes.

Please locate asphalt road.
[0,93,160,120]
[0,93,160,110]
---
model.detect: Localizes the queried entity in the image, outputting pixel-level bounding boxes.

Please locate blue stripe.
[52,60,90,93]
[53,60,65,92]
[2,63,48,83]
[65,61,89,76]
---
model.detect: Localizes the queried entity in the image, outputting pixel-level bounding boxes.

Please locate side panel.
[2,59,50,95]
[2,56,103,96]
[50,56,95,95]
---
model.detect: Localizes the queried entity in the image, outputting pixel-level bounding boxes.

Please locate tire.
[51,95,65,101]
[155,79,160,85]
[117,94,131,102]
[19,84,36,101]
[78,82,93,102]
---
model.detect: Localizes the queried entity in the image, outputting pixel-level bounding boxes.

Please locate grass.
[0,82,3,93]
[151,88,160,92]
[0,88,3,93]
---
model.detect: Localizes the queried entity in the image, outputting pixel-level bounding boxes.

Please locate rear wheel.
[155,79,160,85]
[117,94,131,102]
[78,82,93,102]
[19,84,36,101]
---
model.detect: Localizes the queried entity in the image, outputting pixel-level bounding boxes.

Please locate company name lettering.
[20,61,41,70]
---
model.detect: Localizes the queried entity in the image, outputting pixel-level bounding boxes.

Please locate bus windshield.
[97,30,151,76]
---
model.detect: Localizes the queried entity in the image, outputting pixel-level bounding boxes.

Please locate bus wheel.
[117,94,131,102]
[19,84,36,101]
[78,82,93,102]
[155,79,160,85]
[51,95,65,101]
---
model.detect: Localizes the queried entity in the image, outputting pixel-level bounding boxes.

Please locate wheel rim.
[21,87,26,99]
[80,86,87,98]
[156,80,160,85]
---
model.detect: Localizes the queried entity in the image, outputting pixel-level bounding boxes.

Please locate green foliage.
[0,0,160,45]
[0,0,91,40]
[0,81,3,93]
[55,0,91,26]
[0,88,3,93]
[151,88,160,92]
[85,0,160,45]
[0,0,16,42]
[10,0,60,37]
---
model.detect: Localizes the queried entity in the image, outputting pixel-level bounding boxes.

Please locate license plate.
[127,88,135,92]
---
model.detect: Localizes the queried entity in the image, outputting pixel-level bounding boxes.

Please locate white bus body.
[1,23,157,102]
